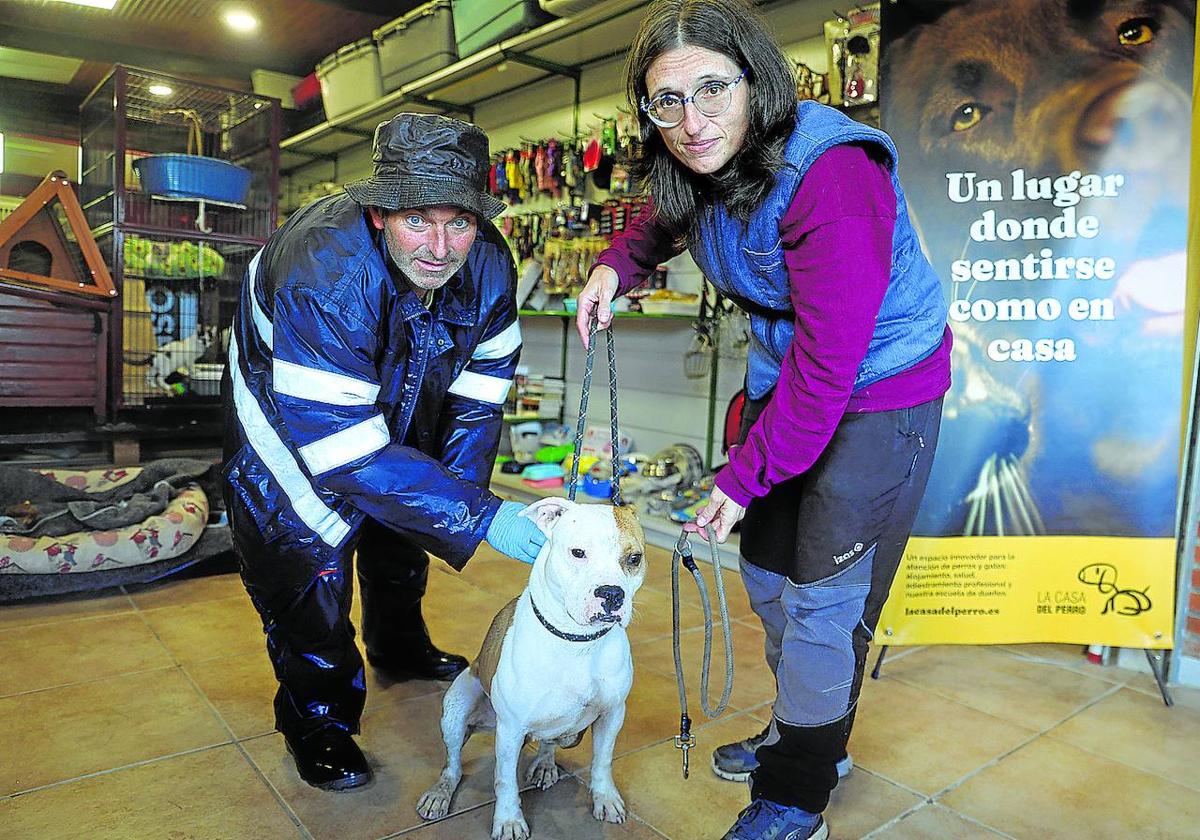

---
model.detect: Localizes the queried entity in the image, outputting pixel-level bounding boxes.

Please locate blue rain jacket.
[223,192,521,571]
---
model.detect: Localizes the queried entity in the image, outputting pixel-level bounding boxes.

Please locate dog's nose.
[594,585,624,613]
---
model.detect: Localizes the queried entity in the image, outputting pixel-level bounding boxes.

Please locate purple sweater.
[595,143,952,506]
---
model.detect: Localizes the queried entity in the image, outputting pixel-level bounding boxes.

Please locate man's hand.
[576,265,619,348]
[485,500,546,564]
[683,486,746,543]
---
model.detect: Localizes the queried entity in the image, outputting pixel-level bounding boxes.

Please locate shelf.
[489,466,740,569]
[519,309,696,320]
[502,413,561,423]
[279,0,651,175]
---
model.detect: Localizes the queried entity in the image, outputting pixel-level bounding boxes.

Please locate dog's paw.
[416,784,454,821]
[491,815,530,840]
[525,754,561,789]
[591,789,626,823]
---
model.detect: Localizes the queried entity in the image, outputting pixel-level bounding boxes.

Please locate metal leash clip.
[674,712,695,778]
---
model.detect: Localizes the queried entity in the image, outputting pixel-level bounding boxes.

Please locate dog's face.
[522,498,647,629]
[882,0,1194,269]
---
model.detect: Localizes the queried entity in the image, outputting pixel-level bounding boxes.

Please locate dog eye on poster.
[881,0,1194,539]
[416,497,647,840]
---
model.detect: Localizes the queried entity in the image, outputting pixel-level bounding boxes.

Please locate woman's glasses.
[639,69,748,128]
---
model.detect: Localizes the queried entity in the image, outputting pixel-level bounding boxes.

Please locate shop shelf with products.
[78,66,281,415]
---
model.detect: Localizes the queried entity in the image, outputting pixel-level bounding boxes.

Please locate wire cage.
[79,66,280,411]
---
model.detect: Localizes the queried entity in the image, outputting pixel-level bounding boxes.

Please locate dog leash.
[567,312,622,504]
[672,526,734,778]
[570,313,735,779]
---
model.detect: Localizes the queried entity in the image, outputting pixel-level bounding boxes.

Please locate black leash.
[567,312,622,504]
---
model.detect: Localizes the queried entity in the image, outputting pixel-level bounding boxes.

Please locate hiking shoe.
[721,797,828,840]
[711,725,853,783]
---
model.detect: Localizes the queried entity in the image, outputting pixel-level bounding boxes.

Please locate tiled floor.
[2,543,1198,839]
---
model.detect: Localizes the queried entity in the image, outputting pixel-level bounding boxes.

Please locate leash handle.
[567,313,622,504]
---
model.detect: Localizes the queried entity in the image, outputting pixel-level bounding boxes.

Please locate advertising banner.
[876,0,1194,646]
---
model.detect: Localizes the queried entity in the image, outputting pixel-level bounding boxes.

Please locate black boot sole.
[285,740,373,791]
[366,652,467,682]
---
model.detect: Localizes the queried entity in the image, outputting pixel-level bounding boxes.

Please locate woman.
[575,1,951,838]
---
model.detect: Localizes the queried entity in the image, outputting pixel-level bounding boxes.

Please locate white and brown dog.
[416,497,647,840]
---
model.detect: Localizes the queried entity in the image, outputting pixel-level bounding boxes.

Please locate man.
[222,113,545,792]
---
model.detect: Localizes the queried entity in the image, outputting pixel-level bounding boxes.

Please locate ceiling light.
[47,0,118,9]
[224,9,259,33]
[148,83,173,97]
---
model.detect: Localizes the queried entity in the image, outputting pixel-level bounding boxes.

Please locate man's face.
[368,205,478,292]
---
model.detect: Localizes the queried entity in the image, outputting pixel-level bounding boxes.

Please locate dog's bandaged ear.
[520,497,573,536]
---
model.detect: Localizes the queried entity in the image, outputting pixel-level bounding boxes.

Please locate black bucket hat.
[345,113,506,218]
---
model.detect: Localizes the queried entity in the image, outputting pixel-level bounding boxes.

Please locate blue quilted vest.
[690,101,947,399]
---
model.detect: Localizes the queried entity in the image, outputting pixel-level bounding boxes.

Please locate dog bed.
[0,460,233,601]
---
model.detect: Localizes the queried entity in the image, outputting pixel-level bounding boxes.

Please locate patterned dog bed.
[0,465,208,575]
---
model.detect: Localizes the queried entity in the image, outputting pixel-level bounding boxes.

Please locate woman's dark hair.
[626,0,797,235]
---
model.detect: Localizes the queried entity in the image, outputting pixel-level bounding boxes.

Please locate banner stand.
[868,645,1175,707]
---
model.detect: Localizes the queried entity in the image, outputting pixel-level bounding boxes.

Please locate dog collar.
[530,597,615,643]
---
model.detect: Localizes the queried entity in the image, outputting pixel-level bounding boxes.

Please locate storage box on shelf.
[316,38,383,120]
[452,0,553,56]
[79,66,280,414]
[376,1,458,93]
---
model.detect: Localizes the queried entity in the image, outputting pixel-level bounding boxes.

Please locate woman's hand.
[684,486,746,543]
[576,265,619,348]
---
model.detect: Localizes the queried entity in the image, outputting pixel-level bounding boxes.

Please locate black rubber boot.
[283,724,372,791]
[357,527,468,682]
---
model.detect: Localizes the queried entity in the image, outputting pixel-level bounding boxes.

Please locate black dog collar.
[530,597,615,642]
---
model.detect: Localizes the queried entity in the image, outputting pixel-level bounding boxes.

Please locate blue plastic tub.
[133,154,252,204]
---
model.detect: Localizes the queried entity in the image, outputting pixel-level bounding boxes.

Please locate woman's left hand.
[684,486,746,543]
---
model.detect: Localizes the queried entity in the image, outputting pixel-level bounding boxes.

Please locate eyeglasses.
[639,69,748,128]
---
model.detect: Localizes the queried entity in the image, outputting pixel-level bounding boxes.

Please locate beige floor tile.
[400,775,665,839]
[140,594,266,665]
[846,677,1036,796]
[882,645,1116,730]
[603,714,762,840]
[940,737,1200,839]
[456,552,532,602]
[641,560,757,623]
[994,643,1126,683]
[822,768,925,839]
[1124,670,1200,709]
[187,647,447,742]
[423,571,518,661]
[0,587,133,631]
[243,691,500,840]
[0,745,301,840]
[872,803,1007,839]
[554,664,713,775]
[185,651,280,740]
[626,583,710,643]
[125,570,247,611]
[632,620,776,712]
[0,668,228,795]
[1047,686,1200,791]
[600,712,921,839]
[0,612,174,697]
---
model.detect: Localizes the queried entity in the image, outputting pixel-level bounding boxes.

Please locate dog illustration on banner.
[882,0,1194,538]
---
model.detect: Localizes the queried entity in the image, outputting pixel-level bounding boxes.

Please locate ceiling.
[0,0,425,160]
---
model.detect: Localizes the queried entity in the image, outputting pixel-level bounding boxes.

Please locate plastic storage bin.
[452,0,552,57]
[316,38,383,120]
[132,154,252,204]
[375,1,458,93]
[191,363,225,397]
[539,0,609,16]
